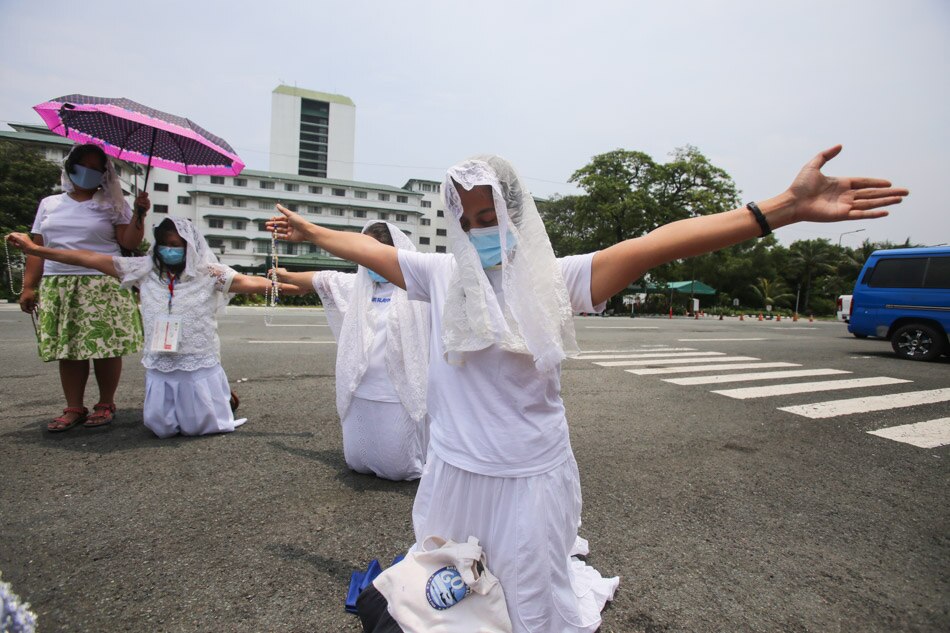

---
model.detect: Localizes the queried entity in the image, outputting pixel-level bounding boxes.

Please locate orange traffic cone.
[694,312,700,320]
[758,313,764,321]
[776,314,781,322]
[739,313,744,321]
[793,313,799,322]
[808,314,814,322]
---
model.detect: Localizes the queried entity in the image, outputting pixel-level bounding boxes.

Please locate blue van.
[849,247,950,361]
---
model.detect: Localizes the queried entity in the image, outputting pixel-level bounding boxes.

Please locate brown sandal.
[48,407,88,432]
[229,391,240,413]
[84,402,116,428]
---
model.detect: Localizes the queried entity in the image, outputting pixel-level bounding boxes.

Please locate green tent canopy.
[627,280,717,295]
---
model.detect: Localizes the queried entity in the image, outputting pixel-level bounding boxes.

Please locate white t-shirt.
[31,193,133,276]
[352,283,401,403]
[398,251,605,477]
[113,258,236,372]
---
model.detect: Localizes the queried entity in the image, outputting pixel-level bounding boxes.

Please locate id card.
[151,316,182,353]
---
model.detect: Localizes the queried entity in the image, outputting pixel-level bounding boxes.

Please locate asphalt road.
[1,304,947,632]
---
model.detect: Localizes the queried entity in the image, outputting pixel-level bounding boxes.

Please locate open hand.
[788,145,909,223]
[267,204,311,243]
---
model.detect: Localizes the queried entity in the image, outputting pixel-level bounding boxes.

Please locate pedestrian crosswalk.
[577,346,950,449]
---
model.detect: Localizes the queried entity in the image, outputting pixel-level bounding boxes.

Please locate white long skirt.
[411,452,619,633]
[143,364,246,439]
[341,396,427,481]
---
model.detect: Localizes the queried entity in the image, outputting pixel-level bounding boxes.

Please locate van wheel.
[891,323,945,361]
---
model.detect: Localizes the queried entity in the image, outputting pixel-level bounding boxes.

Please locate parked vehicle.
[849,247,950,361]
[836,295,852,323]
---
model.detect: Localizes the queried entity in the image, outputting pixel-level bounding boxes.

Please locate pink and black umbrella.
[34,94,245,190]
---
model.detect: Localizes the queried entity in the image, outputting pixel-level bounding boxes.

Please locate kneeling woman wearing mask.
[7,218,295,438]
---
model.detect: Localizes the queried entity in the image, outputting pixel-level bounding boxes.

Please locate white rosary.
[4,237,25,295]
[264,229,279,326]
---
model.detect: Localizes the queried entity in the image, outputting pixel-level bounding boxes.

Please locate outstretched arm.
[229,273,296,296]
[6,232,118,278]
[589,146,908,306]
[266,205,406,289]
[269,267,316,296]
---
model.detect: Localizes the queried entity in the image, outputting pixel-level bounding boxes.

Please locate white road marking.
[778,388,950,419]
[712,376,911,400]
[246,340,336,344]
[577,350,709,360]
[627,362,800,376]
[584,326,660,330]
[677,337,768,342]
[577,346,674,353]
[665,368,850,385]
[867,418,950,448]
[597,355,759,367]
[262,324,328,327]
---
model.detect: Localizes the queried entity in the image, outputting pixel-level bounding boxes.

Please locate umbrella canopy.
[34,94,245,179]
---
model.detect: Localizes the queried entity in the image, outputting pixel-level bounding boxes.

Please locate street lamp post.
[838,228,866,247]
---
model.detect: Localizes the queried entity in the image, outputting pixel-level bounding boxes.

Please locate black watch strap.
[746,201,772,238]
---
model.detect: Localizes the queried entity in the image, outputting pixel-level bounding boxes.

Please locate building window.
[258,200,271,210]
[419,237,430,245]
[332,188,346,197]
[283,243,297,255]
[437,210,444,217]
[210,176,225,185]
[177,196,191,205]
[153,182,169,192]
[378,212,389,221]
[257,221,269,231]
[309,185,322,194]
[434,184,440,193]
[397,195,408,203]
[353,209,367,218]
[233,220,246,230]
[309,244,319,254]
[354,190,367,199]
[378,193,390,202]
[208,218,224,229]
[233,199,246,208]
[285,183,299,192]
[178,175,193,184]
[234,178,247,187]
[284,203,298,212]
[260,181,275,189]
[331,208,345,216]
[232,239,246,250]
[420,218,431,226]
[210,196,225,206]
[395,214,408,223]
[421,200,432,208]
[153,204,169,214]
[255,241,269,253]
[307,205,321,214]
[207,238,224,249]
[436,228,447,236]
[435,245,446,253]
[422,183,432,192]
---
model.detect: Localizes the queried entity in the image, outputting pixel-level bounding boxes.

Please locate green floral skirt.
[37,275,144,361]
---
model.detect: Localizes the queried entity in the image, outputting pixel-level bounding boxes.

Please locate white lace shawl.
[441,156,579,372]
[61,151,128,218]
[312,222,430,423]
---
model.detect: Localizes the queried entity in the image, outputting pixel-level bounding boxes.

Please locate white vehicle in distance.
[836,294,853,323]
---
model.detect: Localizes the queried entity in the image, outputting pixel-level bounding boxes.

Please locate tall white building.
[269,85,356,181]
[402,178,449,253]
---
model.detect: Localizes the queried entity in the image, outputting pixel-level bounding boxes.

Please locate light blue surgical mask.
[68,164,103,190]
[367,269,389,284]
[157,246,185,266]
[468,226,517,268]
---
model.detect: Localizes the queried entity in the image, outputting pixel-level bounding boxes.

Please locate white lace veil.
[61,146,128,216]
[441,156,578,372]
[114,217,231,313]
[332,221,430,423]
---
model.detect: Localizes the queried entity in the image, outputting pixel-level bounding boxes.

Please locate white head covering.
[61,145,128,216]
[441,155,579,372]
[114,217,231,313]
[322,221,430,423]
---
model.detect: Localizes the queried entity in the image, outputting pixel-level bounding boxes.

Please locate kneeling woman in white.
[7,218,294,438]
[278,221,430,481]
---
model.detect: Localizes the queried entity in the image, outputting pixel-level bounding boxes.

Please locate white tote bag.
[372,536,512,633]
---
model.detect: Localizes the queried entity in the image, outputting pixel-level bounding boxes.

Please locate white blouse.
[113,257,236,372]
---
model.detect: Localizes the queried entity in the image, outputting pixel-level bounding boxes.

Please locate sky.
[1,0,947,248]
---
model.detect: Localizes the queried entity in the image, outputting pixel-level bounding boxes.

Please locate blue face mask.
[68,164,103,190]
[157,246,185,266]
[367,269,389,284]
[468,226,517,268]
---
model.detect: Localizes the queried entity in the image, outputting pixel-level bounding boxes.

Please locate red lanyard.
[166,273,177,313]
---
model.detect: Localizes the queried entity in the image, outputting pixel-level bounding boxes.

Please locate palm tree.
[749,277,795,312]
[789,239,836,312]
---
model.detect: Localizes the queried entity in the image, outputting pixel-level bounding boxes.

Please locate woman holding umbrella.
[20,143,149,431]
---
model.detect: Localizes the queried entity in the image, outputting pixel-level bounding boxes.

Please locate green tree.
[0,141,60,231]
[749,277,795,311]
[787,239,836,312]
